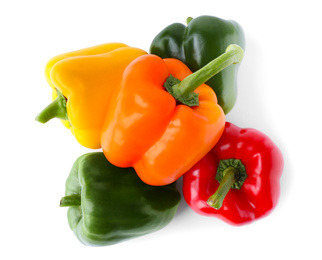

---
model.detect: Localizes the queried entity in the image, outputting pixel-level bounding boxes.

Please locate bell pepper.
[36,43,147,148]
[101,44,244,186]
[182,122,284,225]
[150,15,245,114]
[39,42,134,129]
[60,152,181,246]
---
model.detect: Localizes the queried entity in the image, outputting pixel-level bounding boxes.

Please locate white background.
[1,0,321,259]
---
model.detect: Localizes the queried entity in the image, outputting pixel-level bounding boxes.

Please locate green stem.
[60,194,81,207]
[35,90,68,123]
[186,17,193,25]
[164,44,244,107]
[207,167,239,210]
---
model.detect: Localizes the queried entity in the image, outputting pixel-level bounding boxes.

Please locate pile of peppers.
[36,15,284,246]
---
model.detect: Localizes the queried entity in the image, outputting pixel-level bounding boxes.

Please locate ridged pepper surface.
[101,45,243,186]
[36,43,147,148]
[37,43,244,186]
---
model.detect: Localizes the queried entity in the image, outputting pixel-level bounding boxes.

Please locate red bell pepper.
[182,122,284,225]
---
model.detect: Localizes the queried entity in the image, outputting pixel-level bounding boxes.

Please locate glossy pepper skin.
[150,15,245,114]
[101,55,224,186]
[36,43,147,148]
[60,152,181,246]
[182,122,284,225]
[101,44,243,186]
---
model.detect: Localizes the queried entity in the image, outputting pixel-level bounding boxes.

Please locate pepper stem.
[60,194,81,207]
[35,90,68,123]
[207,167,239,209]
[186,17,193,25]
[164,44,244,107]
[207,159,247,210]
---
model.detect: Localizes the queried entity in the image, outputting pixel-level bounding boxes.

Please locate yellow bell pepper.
[36,43,147,148]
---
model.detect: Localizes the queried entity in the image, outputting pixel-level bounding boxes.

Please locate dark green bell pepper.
[60,152,181,246]
[150,15,245,114]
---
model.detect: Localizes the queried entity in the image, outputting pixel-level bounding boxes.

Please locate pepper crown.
[35,90,69,124]
[164,44,244,107]
[207,159,247,210]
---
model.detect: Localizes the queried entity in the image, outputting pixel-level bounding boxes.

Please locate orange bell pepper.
[36,43,147,148]
[101,44,244,186]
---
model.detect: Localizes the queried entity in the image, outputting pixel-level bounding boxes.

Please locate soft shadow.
[174,176,190,218]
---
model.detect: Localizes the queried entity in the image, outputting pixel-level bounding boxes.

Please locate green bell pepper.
[150,15,245,114]
[60,152,181,246]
